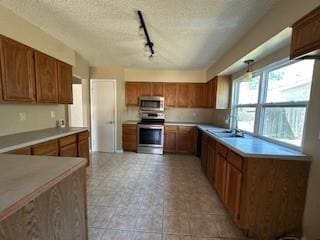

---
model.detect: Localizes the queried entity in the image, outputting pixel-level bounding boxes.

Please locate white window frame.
[231,58,313,150]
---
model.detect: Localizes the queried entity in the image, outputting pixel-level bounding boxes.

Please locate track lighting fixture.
[137,10,155,61]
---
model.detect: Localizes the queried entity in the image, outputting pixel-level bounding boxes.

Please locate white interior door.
[91,80,116,152]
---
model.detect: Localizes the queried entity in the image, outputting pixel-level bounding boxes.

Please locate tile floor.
[87,152,248,240]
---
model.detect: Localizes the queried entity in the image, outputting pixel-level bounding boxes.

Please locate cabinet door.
[7,147,32,155]
[139,82,152,96]
[207,79,217,108]
[34,51,58,103]
[214,153,227,200]
[60,143,78,157]
[164,126,177,153]
[191,83,207,108]
[177,126,194,154]
[177,83,191,107]
[122,124,137,151]
[151,83,164,96]
[57,61,73,104]
[0,37,35,102]
[291,6,320,59]
[207,143,216,185]
[32,139,59,156]
[200,134,208,172]
[78,136,90,167]
[125,82,140,105]
[225,162,242,220]
[164,83,177,107]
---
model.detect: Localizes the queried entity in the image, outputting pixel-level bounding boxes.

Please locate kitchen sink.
[207,129,244,138]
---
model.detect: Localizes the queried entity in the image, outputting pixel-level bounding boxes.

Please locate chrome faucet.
[226,115,244,137]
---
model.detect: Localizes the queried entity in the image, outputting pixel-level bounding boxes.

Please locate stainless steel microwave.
[139,96,165,111]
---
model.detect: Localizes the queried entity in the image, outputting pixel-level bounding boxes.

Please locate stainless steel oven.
[137,124,164,155]
[139,96,164,112]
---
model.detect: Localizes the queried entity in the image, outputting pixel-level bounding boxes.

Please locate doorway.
[69,83,84,127]
[90,79,117,152]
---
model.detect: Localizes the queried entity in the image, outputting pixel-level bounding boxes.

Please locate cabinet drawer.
[32,140,59,155]
[216,142,228,157]
[165,125,178,132]
[59,134,77,147]
[7,147,32,155]
[227,150,243,171]
[78,131,89,141]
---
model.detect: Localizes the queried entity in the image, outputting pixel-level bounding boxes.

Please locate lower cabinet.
[7,147,31,155]
[32,139,59,156]
[214,153,227,200]
[200,134,208,172]
[5,131,90,167]
[122,124,137,151]
[206,138,216,185]
[225,162,242,220]
[164,125,178,153]
[60,143,78,157]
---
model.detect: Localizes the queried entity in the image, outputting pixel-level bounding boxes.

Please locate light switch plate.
[19,112,26,121]
[50,111,56,119]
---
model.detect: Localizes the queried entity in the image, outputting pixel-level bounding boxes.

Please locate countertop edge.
[0,157,87,221]
[0,128,88,153]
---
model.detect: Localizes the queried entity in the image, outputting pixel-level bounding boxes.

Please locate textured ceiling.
[0,0,278,69]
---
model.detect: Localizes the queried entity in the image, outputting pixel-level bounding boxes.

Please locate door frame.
[90,79,117,152]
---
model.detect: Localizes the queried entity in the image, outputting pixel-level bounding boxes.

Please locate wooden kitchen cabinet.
[122,124,137,151]
[164,125,178,153]
[34,51,58,103]
[57,61,73,104]
[7,147,32,155]
[60,142,78,157]
[191,83,207,108]
[151,83,164,96]
[214,149,227,200]
[177,126,197,154]
[207,76,231,109]
[225,162,242,220]
[177,83,190,108]
[164,83,177,107]
[290,6,320,59]
[200,133,208,172]
[78,131,90,166]
[0,36,36,102]
[125,82,151,105]
[32,139,59,156]
[206,138,216,184]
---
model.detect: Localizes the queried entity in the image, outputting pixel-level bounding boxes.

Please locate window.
[232,59,315,148]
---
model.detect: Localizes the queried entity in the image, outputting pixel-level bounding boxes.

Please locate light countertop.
[124,120,309,160]
[0,127,88,153]
[197,125,309,161]
[0,154,86,221]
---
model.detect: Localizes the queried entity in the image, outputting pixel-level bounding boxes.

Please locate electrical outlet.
[50,111,56,119]
[19,112,26,121]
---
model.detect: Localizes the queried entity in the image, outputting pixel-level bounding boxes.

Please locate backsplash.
[122,106,230,128]
[0,104,65,136]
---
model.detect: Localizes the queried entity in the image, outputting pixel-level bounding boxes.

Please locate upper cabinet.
[0,36,36,102]
[34,51,58,103]
[290,6,320,59]
[57,61,73,104]
[125,77,231,109]
[125,82,151,105]
[164,83,177,107]
[207,76,231,109]
[0,35,73,105]
[151,83,164,96]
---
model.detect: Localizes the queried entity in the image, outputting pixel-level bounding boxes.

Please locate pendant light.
[243,60,254,81]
